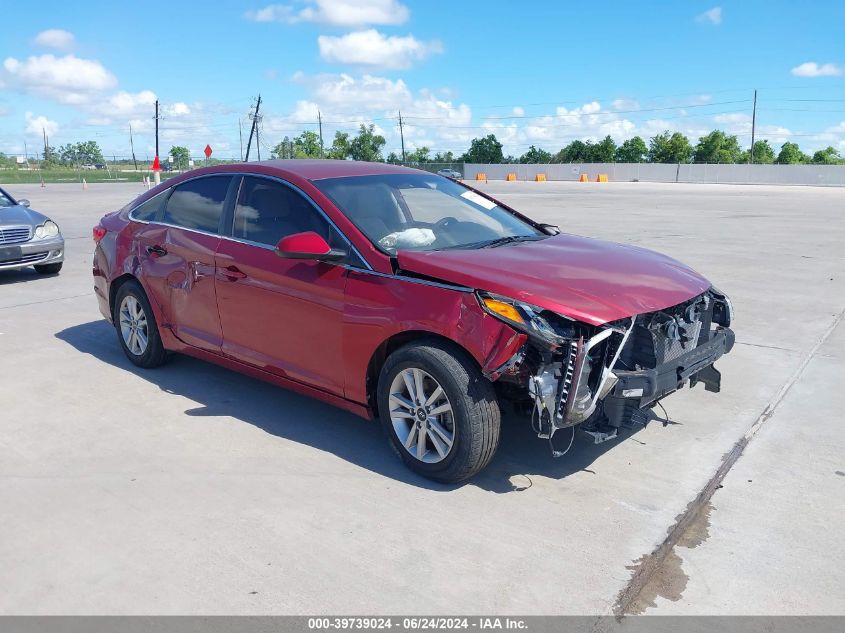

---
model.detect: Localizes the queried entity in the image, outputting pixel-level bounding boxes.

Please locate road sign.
[204,145,213,159]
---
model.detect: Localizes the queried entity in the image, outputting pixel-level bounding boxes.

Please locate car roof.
[214,159,424,181]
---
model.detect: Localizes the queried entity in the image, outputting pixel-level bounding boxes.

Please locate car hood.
[396,234,711,326]
[0,205,48,227]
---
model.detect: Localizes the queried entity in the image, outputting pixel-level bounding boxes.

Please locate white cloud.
[33,29,76,51]
[791,62,843,77]
[696,6,722,25]
[318,29,442,69]
[306,73,411,108]
[2,54,117,104]
[512,106,524,117]
[25,112,59,138]
[245,0,409,26]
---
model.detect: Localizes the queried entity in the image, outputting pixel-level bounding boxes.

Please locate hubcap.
[119,295,149,356]
[388,368,454,464]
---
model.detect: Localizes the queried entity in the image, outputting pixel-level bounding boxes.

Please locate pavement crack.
[0,293,90,310]
[611,305,845,617]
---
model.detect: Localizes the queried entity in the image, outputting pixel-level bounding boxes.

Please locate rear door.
[214,176,359,396]
[136,175,235,352]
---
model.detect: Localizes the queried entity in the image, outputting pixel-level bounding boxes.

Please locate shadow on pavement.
[56,320,644,493]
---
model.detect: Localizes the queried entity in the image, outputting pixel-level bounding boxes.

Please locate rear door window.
[162,176,233,233]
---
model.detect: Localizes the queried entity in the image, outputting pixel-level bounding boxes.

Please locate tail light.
[93,225,107,242]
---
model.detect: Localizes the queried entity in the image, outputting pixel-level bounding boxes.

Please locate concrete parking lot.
[1,180,843,616]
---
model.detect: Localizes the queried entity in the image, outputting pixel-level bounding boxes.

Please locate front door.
[214,176,353,396]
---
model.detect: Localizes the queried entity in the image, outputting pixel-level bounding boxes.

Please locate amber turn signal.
[482,297,525,325]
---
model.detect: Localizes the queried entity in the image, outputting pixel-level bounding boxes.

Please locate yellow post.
[596,174,609,182]
[506,173,517,181]
[535,174,547,182]
[475,173,487,182]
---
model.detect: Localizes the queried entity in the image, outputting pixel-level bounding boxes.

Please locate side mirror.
[539,223,560,235]
[276,231,347,262]
[18,199,31,208]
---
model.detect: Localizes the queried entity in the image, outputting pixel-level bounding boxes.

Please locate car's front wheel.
[113,280,169,368]
[377,340,500,483]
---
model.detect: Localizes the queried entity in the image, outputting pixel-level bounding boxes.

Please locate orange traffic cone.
[82,178,88,190]
[40,176,46,188]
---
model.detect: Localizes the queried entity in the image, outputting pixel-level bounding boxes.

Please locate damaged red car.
[93,161,734,482]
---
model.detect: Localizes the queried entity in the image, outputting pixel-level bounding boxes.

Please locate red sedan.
[93,161,734,482]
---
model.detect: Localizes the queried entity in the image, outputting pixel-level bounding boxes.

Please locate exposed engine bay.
[484,288,735,454]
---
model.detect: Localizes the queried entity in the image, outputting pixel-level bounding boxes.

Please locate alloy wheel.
[388,368,455,463]
[119,295,149,356]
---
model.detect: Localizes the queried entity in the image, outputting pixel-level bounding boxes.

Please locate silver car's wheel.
[119,295,149,356]
[388,368,455,464]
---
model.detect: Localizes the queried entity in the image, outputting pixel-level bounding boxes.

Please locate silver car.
[436,168,462,179]
[0,186,64,274]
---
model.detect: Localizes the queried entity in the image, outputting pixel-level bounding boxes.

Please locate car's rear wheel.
[377,340,500,483]
[34,262,62,275]
[113,280,169,368]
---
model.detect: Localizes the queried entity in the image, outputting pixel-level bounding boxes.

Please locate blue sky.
[1,0,844,160]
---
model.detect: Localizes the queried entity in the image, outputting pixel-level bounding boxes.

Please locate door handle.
[222,265,247,280]
[146,245,167,256]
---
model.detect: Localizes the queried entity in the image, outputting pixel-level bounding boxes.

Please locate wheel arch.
[365,330,480,419]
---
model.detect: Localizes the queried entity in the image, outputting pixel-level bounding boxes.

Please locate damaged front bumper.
[486,288,735,450]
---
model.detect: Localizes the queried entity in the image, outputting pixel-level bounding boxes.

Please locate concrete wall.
[464,163,845,186]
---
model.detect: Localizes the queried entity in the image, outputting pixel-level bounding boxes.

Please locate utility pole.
[129,124,138,171]
[245,94,261,162]
[24,141,28,164]
[750,89,757,164]
[154,99,161,184]
[42,127,49,162]
[318,110,324,158]
[239,119,244,161]
[398,110,406,163]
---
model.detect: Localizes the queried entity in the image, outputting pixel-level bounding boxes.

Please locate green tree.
[386,151,401,163]
[169,145,190,169]
[693,130,742,163]
[349,124,386,162]
[41,145,59,166]
[327,132,351,160]
[519,145,552,163]
[555,140,588,163]
[811,146,843,164]
[461,134,504,164]
[271,136,294,159]
[615,136,648,163]
[406,146,431,163]
[775,142,809,164]
[585,135,617,162]
[58,141,105,166]
[433,151,455,162]
[738,140,775,164]
[648,131,693,163]
[292,130,322,158]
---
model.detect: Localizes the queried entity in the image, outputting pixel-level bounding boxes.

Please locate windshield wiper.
[480,235,540,248]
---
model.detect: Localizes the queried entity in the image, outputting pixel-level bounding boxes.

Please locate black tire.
[34,262,62,274]
[377,339,500,483]
[113,279,169,368]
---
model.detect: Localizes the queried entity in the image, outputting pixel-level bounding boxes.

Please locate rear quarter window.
[129,191,167,222]
[162,176,233,233]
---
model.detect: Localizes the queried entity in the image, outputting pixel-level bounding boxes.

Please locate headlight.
[477,291,575,346]
[34,221,60,240]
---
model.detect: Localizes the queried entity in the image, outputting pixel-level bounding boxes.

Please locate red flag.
[152,155,160,171]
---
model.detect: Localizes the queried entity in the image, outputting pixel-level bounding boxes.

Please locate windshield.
[0,188,16,208]
[313,173,545,253]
